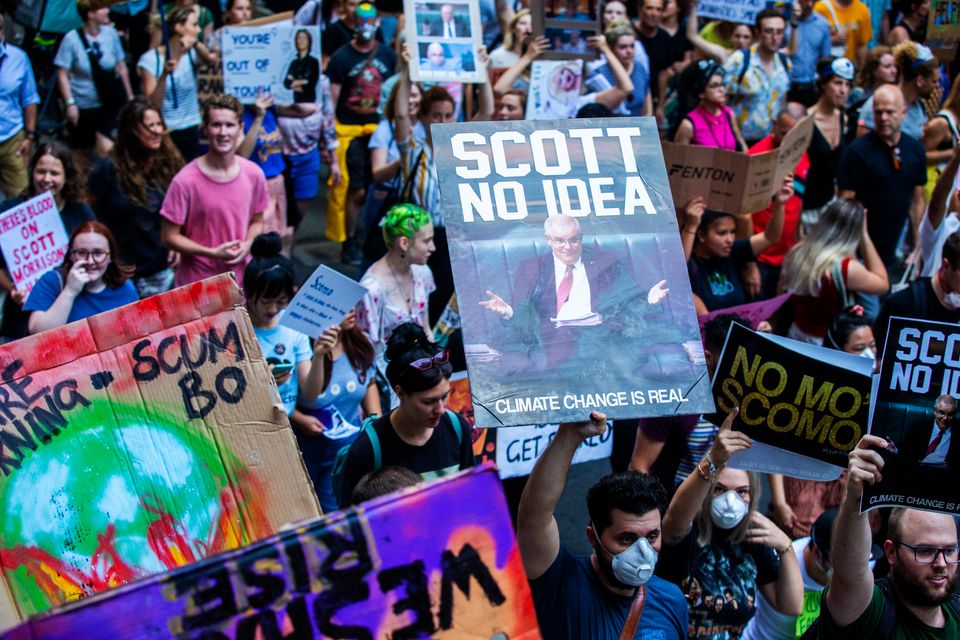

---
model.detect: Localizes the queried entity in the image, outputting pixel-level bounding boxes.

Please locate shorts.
[288,148,320,200]
[0,130,27,199]
[345,134,372,189]
[70,107,118,148]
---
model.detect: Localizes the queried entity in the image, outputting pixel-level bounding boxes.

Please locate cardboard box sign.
[0,275,321,630]
[0,466,542,640]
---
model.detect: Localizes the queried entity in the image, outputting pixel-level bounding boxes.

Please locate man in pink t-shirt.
[161,93,268,287]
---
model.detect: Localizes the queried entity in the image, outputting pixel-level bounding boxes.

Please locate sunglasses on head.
[408,350,449,371]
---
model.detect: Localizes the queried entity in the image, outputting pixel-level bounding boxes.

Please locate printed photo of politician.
[899,395,960,469]
[417,42,476,73]
[415,2,472,38]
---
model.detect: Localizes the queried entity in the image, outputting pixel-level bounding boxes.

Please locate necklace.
[387,257,413,310]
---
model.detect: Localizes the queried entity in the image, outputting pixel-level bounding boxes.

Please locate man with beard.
[517,411,687,638]
[814,434,960,637]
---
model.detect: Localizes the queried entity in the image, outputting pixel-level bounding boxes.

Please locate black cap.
[811,508,838,559]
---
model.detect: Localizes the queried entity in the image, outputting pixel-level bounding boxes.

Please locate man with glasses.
[723,8,792,146]
[813,434,960,637]
[479,215,669,368]
[901,395,960,468]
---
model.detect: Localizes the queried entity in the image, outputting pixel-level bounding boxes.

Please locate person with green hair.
[356,203,437,375]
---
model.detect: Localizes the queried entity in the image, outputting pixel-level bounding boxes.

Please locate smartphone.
[271,363,294,375]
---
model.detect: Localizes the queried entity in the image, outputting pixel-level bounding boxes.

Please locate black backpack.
[799,577,960,639]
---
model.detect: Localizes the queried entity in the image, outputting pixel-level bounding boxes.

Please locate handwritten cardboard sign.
[280,265,367,339]
[662,115,814,214]
[0,193,69,295]
[0,275,320,630]
[0,467,542,640]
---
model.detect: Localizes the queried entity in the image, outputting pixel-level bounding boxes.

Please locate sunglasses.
[408,350,449,371]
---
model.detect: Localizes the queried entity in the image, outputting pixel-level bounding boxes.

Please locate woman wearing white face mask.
[660,409,804,639]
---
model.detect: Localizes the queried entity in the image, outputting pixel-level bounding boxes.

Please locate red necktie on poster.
[927,429,946,456]
[556,265,574,314]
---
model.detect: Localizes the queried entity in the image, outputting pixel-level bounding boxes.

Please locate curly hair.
[382,203,431,246]
[21,141,84,204]
[111,99,184,207]
[856,46,893,90]
[894,40,939,83]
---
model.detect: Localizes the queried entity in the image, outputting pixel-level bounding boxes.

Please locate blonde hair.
[604,18,634,49]
[894,40,939,82]
[694,471,761,546]
[781,199,864,297]
[503,9,531,51]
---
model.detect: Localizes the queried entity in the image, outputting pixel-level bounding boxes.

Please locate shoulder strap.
[777,50,790,71]
[939,110,960,143]
[737,47,752,88]
[76,28,104,73]
[445,409,463,447]
[361,415,382,470]
[873,578,899,640]
[617,585,646,640]
[400,147,426,201]
[832,259,853,308]
[823,0,841,28]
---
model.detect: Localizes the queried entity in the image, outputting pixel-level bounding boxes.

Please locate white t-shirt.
[920,209,960,278]
[54,26,125,109]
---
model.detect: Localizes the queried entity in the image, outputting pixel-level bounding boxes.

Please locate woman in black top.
[888,0,928,45]
[335,322,473,507]
[802,57,855,231]
[284,29,320,103]
[0,142,95,340]
[87,98,184,299]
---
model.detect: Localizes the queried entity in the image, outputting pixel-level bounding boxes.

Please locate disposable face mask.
[859,347,876,361]
[944,291,960,309]
[593,525,658,587]
[710,489,749,529]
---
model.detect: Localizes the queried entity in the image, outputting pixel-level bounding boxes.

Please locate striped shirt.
[137,48,200,132]
[585,59,650,117]
[401,133,443,227]
[673,417,719,488]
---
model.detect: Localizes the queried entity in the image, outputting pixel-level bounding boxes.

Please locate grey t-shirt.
[54,26,125,109]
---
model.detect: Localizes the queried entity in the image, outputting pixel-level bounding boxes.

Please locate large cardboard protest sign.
[697,0,765,23]
[0,275,320,629]
[0,466,542,640]
[222,20,321,105]
[432,118,713,426]
[711,323,871,472]
[0,193,69,296]
[662,116,814,214]
[862,317,960,515]
[405,0,486,83]
[929,0,960,43]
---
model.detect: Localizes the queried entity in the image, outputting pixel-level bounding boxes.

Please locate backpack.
[331,409,464,505]
[799,577,960,639]
[730,46,791,102]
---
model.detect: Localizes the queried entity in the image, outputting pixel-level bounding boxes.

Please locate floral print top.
[357,263,436,356]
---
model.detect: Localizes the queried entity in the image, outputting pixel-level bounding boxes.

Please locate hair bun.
[385,322,430,362]
[250,232,283,259]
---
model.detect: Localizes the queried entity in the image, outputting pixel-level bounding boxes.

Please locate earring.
[401,251,406,260]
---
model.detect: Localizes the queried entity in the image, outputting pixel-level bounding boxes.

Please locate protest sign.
[280,265,367,339]
[406,0,486,84]
[527,60,584,120]
[222,21,321,105]
[929,0,960,43]
[698,292,791,337]
[861,317,960,515]
[446,372,497,466]
[0,275,320,629]
[496,423,611,478]
[0,466,542,640]
[710,323,871,472]
[662,115,814,214]
[532,0,600,60]
[431,118,713,426]
[697,0,765,24]
[0,193,68,296]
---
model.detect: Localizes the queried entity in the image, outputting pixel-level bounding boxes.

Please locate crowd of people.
[2,0,960,637]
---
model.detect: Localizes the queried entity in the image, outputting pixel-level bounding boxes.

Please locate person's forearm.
[146,69,166,106]
[29,289,79,334]
[372,156,401,183]
[861,233,887,281]
[395,73,412,144]
[494,57,531,95]
[117,61,134,99]
[0,270,15,294]
[363,381,382,416]
[238,116,264,157]
[162,229,214,258]
[473,79,495,121]
[786,21,799,56]
[300,357,328,402]
[517,428,581,529]
[23,103,37,133]
[605,49,634,96]
[929,152,960,227]
[831,483,873,587]
[662,461,712,544]
[774,550,804,615]
[764,200,785,245]
[56,67,73,103]
[245,214,263,245]
[681,222,697,260]
[927,148,954,165]
[769,473,786,507]
[910,191,924,237]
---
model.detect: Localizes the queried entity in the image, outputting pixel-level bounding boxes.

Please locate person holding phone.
[243,233,341,419]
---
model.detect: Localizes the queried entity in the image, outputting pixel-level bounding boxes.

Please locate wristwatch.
[65,97,76,106]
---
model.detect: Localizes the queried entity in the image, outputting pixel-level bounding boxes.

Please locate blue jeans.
[295,430,359,513]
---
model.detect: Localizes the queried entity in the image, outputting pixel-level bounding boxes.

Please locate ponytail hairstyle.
[243,233,295,301]
[384,322,451,393]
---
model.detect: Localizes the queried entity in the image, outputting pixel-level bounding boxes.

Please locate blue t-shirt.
[242,108,285,179]
[253,323,311,415]
[23,269,138,324]
[298,353,374,440]
[530,544,688,639]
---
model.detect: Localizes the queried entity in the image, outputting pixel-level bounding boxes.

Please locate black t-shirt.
[0,197,95,271]
[874,279,960,353]
[326,42,397,125]
[86,159,169,278]
[837,131,926,266]
[687,238,754,311]
[657,523,780,639]
[321,20,385,58]
[336,410,474,507]
[637,27,673,98]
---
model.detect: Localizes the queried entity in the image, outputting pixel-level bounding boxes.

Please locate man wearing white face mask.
[659,409,804,639]
[518,411,688,639]
[875,230,960,353]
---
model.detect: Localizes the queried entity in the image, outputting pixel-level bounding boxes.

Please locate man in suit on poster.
[901,394,960,468]
[479,215,670,368]
[433,4,469,38]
